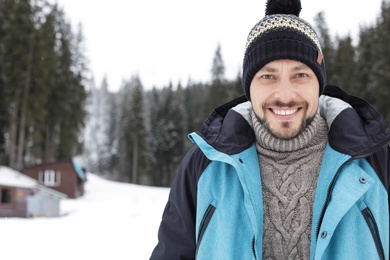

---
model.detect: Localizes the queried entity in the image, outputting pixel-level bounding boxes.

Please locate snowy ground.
[0,173,170,260]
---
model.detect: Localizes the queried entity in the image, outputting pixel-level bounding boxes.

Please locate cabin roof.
[0,166,67,198]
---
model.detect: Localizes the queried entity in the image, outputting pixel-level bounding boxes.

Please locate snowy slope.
[0,173,170,260]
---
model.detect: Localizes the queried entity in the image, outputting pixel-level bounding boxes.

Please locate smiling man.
[150,0,390,259]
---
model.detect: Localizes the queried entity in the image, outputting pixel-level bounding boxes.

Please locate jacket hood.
[322,85,390,157]
[196,85,390,157]
[198,95,255,155]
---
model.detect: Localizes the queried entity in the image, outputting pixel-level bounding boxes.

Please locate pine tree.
[207,44,229,111]
[25,6,57,164]
[333,35,357,91]
[313,11,337,85]
[370,0,390,124]
[354,27,377,100]
[94,77,116,176]
[354,0,390,124]
[184,81,209,135]
[127,75,147,183]
[44,6,87,161]
[1,0,36,169]
[226,71,244,100]
[82,79,100,173]
[211,43,225,83]
[0,0,10,164]
[170,82,186,180]
[148,83,185,186]
[175,82,189,154]
[117,79,132,181]
[0,1,86,168]
[147,87,161,185]
[116,75,147,183]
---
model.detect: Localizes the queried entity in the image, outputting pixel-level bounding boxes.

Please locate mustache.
[263,100,308,108]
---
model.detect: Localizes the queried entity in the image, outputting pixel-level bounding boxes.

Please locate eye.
[295,73,308,78]
[261,74,274,80]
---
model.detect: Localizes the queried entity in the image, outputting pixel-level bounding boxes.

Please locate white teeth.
[272,109,298,115]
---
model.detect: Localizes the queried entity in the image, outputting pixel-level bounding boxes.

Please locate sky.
[0,172,169,259]
[53,0,384,92]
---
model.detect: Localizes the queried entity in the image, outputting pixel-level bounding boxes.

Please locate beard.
[256,101,315,140]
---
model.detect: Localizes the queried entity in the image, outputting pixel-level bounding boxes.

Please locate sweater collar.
[252,109,328,153]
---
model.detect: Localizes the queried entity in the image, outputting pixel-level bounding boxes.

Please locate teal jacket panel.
[190,132,263,259]
[312,144,389,259]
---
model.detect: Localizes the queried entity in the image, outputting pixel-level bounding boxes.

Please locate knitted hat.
[242,0,326,101]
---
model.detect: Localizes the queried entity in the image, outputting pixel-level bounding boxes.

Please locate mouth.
[268,107,301,121]
[271,108,299,116]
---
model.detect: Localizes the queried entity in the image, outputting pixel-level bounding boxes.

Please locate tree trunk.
[15,31,35,170]
[131,136,138,183]
[15,107,26,170]
[44,124,53,162]
[8,101,18,168]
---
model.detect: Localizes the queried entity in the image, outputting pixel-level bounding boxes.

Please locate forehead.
[260,60,311,72]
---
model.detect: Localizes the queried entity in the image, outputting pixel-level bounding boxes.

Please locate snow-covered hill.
[0,173,170,260]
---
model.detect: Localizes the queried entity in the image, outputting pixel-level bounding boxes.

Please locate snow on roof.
[72,155,86,169]
[0,165,37,188]
[0,166,67,198]
[72,159,87,181]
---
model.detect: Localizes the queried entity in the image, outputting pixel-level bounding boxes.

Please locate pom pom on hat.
[242,0,326,101]
[265,0,302,16]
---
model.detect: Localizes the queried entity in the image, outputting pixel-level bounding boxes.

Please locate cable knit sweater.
[252,110,328,260]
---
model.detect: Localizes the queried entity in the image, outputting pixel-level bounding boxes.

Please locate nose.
[274,80,296,102]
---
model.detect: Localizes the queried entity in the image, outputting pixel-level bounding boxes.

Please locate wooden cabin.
[22,159,87,199]
[0,166,67,218]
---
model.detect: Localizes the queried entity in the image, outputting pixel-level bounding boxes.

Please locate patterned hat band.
[242,14,326,101]
[245,14,322,54]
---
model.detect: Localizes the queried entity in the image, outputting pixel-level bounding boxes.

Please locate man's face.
[250,59,320,139]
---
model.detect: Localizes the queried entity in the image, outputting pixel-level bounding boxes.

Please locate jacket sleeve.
[366,143,390,259]
[150,146,210,260]
[366,143,390,201]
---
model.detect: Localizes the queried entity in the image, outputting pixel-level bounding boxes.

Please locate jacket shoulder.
[150,146,210,259]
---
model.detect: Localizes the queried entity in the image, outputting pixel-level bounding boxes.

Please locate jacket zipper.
[315,139,390,242]
[252,236,257,259]
[195,204,216,257]
[361,207,385,260]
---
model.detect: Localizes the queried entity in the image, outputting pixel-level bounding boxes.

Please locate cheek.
[250,87,273,117]
[308,97,319,116]
[251,98,266,118]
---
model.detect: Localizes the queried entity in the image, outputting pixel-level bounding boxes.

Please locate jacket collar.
[322,85,390,157]
[198,95,255,155]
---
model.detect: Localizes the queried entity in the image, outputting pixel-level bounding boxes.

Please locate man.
[150,0,390,259]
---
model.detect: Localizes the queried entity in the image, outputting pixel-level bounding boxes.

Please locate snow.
[0,173,170,259]
[0,166,67,199]
[0,166,38,188]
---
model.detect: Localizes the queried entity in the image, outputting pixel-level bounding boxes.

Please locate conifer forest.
[1,0,389,187]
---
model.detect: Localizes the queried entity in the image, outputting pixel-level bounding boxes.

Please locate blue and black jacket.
[150,85,390,260]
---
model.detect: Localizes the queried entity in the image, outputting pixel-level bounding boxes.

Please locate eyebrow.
[260,63,311,72]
